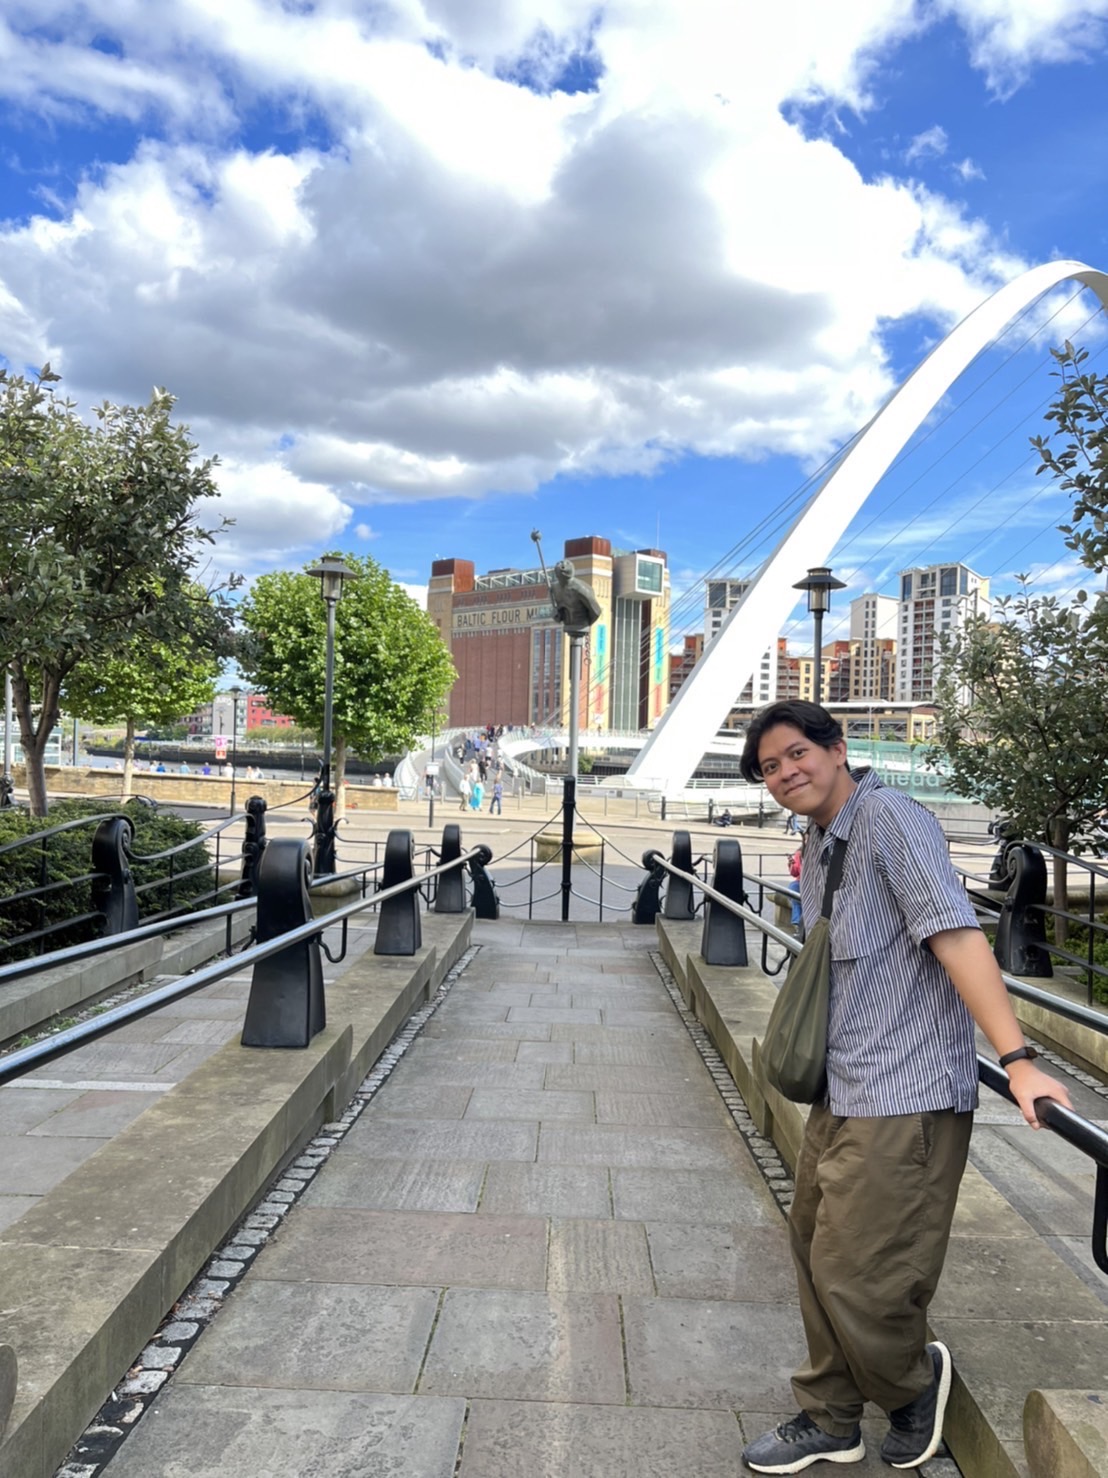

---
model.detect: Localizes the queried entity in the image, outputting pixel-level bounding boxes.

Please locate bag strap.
[819,837,848,919]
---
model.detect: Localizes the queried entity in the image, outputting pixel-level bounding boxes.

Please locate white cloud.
[0,0,1102,572]
[354,522,379,540]
[936,0,1108,96]
[398,581,429,609]
[905,124,949,163]
[953,156,986,182]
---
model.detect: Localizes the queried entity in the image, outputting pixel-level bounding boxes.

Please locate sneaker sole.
[744,1441,865,1474]
[889,1340,952,1469]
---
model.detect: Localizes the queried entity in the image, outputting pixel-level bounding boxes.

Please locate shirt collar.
[813,767,881,851]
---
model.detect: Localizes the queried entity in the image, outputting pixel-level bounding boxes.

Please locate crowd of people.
[455,725,507,813]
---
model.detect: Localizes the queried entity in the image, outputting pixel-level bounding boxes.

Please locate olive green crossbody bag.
[761,837,847,1104]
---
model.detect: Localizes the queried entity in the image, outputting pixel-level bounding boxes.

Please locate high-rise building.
[849,593,899,701]
[895,563,990,702]
[705,578,780,706]
[427,536,671,730]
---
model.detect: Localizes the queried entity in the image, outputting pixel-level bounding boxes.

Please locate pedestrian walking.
[737,700,1071,1475]
[458,774,471,811]
[489,778,503,815]
[470,778,484,811]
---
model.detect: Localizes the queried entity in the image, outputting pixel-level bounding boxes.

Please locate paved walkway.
[96,920,957,1478]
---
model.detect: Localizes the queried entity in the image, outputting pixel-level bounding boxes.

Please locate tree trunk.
[122,717,135,799]
[1050,815,1071,947]
[10,662,59,817]
[334,734,347,820]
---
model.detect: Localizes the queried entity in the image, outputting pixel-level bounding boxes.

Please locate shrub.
[0,799,214,960]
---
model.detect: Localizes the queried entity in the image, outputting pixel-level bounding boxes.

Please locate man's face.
[756,722,852,828]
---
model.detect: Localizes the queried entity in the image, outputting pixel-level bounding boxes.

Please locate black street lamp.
[229,685,243,814]
[793,566,846,710]
[307,557,359,876]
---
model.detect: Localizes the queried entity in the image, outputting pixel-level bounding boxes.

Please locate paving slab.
[341,1117,538,1163]
[516,1040,574,1064]
[647,1222,797,1302]
[458,1399,747,1478]
[0,1087,82,1135]
[299,1155,488,1214]
[539,1122,748,1170]
[547,1217,654,1293]
[176,1279,440,1392]
[611,1166,780,1225]
[255,1207,548,1290]
[100,1386,466,1477]
[595,1088,732,1127]
[465,1087,595,1122]
[622,1295,807,1409]
[362,1084,473,1119]
[389,1057,548,1090]
[25,1088,165,1139]
[479,1163,612,1219]
[418,1288,626,1404]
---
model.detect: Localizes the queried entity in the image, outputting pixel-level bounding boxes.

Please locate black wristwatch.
[998,1045,1039,1069]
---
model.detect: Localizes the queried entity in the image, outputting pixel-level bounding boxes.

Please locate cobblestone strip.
[54,945,483,1478]
[648,950,796,1213]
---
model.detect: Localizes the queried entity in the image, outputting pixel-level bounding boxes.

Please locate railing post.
[469,844,499,919]
[560,776,575,922]
[314,782,337,877]
[241,838,325,1048]
[632,848,666,924]
[435,823,467,914]
[375,829,422,955]
[701,838,748,966]
[239,795,268,898]
[91,817,139,935]
[993,843,1053,977]
[662,830,696,919]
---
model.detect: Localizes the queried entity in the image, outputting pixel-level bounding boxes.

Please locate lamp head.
[307,555,359,603]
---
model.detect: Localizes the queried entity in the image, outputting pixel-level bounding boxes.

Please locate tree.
[1031,341,1108,573]
[239,553,456,791]
[0,368,235,814]
[63,634,221,797]
[930,583,1108,927]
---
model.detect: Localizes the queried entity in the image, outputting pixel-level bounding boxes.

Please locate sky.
[2,0,1108,656]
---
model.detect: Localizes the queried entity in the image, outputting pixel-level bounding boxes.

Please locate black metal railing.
[639,835,1108,1278]
[0,826,490,1084]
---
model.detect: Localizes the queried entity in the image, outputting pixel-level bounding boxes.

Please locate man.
[738,701,1070,1473]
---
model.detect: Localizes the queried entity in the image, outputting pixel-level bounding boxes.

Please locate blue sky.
[1,1,1107,655]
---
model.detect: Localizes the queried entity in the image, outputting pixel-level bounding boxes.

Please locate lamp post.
[793,566,846,710]
[307,556,358,876]
[2,670,12,807]
[229,686,243,815]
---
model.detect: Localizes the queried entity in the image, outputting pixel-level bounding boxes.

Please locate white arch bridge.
[619,258,1108,794]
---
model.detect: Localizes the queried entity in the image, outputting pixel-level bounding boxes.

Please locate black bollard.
[435,823,467,913]
[632,848,666,924]
[469,844,499,919]
[239,795,268,898]
[91,817,139,934]
[993,844,1053,977]
[662,830,696,919]
[241,838,325,1048]
[701,838,748,966]
[375,829,422,955]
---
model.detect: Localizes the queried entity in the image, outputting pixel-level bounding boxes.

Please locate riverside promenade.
[92,917,962,1478]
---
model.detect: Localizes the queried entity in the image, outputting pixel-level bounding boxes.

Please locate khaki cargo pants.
[787,1102,973,1436]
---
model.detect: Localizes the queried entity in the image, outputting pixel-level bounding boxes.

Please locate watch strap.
[999,1045,1038,1069]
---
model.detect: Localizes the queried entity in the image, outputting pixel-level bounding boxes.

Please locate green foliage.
[0,366,237,813]
[1032,342,1108,575]
[0,799,214,960]
[63,635,220,731]
[240,553,456,768]
[244,723,320,747]
[928,580,1108,850]
[1062,922,1108,1006]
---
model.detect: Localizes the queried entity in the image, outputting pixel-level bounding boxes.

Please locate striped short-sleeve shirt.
[799,769,980,1117]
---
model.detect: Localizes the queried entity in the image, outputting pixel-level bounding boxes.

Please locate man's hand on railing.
[1006,1056,1073,1130]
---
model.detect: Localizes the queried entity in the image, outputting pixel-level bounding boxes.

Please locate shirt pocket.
[828,892,901,963]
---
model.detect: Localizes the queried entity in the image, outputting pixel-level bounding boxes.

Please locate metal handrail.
[0,845,484,1088]
[0,896,257,988]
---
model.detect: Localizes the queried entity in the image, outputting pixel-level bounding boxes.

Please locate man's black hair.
[739,701,845,783]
